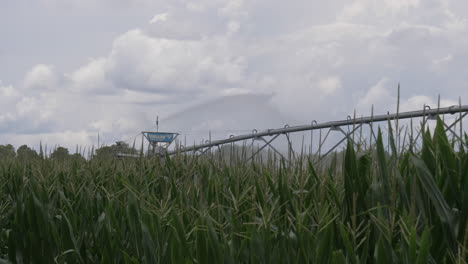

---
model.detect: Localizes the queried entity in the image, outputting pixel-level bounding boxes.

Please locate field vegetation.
[1,118,467,263]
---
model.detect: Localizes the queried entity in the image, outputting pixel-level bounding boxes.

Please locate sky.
[1,0,468,151]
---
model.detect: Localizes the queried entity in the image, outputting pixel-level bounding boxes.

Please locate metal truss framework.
[169,105,468,162]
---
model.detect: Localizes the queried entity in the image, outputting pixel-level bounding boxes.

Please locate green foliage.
[16,145,39,161]
[0,122,467,263]
[50,147,70,160]
[0,145,15,160]
[70,153,86,162]
[94,142,137,160]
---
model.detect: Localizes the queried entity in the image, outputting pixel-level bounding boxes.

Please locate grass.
[0,117,467,263]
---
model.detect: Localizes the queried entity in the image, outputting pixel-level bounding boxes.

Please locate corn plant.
[0,119,467,263]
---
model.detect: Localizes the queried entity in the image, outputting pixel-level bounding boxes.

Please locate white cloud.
[357,79,459,116]
[227,20,240,34]
[432,54,453,66]
[218,0,244,18]
[400,95,458,112]
[186,2,206,12]
[0,84,19,97]
[318,76,341,95]
[22,64,58,91]
[16,97,37,116]
[357,79,394,113]
[106,29,246,94]
[69,58,110,93]
[221,88,250,96]
[383,0,420,11]
[149,13,169,24]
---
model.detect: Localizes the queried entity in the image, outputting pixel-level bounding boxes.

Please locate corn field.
[1,118,468,263]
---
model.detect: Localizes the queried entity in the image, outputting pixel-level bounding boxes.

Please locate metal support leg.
[310,120,317,157]
[315,128,332,159]
[413,124,424,145]
[284,133,296,161]
[197,146,213,157]
[443,122,466,146]
[369,122,377,147]
[337,127,358,147]
[259,136,286,161]
[246,134,280,162]
[400,126,409,152]
[445,112,467,132]
[412,112,466,150]
[318,124,362,162]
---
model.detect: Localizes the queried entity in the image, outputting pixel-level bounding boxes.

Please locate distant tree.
[16,145,39,161]
[50,147,70,160]
[0,144,16,159]
[94,146,114,160]
[70,153,86,162]
[94,141,137,160]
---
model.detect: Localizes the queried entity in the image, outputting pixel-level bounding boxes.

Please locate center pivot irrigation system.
[131,103,468,162]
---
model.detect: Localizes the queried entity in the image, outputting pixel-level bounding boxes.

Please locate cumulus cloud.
[318,77,341,95]
[357,79,459,115]
[106,29,246,95]
[357,79,394,113]
[22,64,58,91]
[69,58,109,93]
[0,83,19,97]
